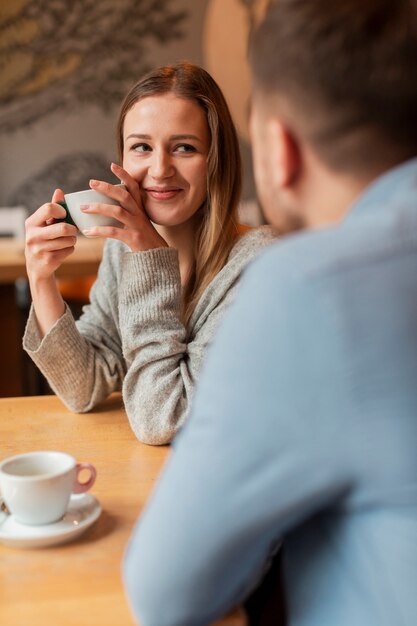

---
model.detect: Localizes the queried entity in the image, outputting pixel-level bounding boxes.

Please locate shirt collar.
[345,157,417,222]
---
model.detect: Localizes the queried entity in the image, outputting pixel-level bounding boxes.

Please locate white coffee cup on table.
[0,451,96,525]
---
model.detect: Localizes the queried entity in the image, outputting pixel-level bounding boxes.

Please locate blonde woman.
[23,62,275,444]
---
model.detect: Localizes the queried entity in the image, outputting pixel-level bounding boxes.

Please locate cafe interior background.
[0,0,268,398]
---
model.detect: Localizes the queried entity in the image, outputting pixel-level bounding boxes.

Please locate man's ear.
[267,117,301,189]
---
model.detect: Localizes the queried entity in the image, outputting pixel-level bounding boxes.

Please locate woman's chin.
[146,211,201,230]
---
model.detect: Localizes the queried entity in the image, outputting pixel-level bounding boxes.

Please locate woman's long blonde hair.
[117,62,242,326]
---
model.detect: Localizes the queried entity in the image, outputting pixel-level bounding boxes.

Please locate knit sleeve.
[117,227,276,445]
[117,246,241,445]
[22,241,126,411]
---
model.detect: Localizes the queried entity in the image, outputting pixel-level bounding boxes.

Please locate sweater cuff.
[23,303,75,354]
[23,303,92,391]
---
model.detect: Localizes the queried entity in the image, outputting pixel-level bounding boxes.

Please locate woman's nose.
[149,151,174,180]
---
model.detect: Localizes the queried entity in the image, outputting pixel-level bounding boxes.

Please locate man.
[123,1,417,624]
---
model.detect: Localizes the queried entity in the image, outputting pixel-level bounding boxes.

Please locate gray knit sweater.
[23,226,275,444]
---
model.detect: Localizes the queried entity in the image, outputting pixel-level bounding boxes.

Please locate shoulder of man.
[246,217,379,289]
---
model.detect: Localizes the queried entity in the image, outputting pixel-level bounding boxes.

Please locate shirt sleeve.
[122,247,354,626]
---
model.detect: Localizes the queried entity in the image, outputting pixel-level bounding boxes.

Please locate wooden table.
[0,393,164,625]
[0,237,104,284]
[0,394,246,626]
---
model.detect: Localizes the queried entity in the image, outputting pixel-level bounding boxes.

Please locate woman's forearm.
[28,274,66,338]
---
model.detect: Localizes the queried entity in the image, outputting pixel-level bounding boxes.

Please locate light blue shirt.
[124,159,417,626]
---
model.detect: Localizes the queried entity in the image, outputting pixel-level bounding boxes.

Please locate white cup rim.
[64,182,125,201]
[0,451,76,481]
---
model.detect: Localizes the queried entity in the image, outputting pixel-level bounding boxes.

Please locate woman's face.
[122,93,210,228]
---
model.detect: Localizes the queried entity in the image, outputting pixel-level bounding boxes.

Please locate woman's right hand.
[25,188,79,281]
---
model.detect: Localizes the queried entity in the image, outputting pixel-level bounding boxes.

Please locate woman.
[23,62,275,444]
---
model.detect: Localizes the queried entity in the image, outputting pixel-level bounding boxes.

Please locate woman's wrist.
[28,272,57,295]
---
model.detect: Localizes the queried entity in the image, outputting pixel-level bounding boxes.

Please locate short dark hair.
[250,0,417,173]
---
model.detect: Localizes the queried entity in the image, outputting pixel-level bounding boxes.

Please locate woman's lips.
[145,188,183,200]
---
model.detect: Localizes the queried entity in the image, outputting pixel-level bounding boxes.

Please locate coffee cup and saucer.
[0,451,101,548]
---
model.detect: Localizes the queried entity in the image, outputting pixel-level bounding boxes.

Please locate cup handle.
[73,462,97,494]
[56,200,77,226]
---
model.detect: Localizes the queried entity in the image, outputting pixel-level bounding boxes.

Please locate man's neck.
[301,148,386,229]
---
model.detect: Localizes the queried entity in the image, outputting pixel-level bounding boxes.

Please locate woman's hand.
[25,189,79,337]
[25,188,79,282]
[80,163,168,252]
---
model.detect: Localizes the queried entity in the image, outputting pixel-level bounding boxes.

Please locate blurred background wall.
[0,0,268,224]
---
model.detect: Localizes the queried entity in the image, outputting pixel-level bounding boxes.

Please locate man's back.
[124,160,417,626]
[124,0,417,622]
[274,162,417,624]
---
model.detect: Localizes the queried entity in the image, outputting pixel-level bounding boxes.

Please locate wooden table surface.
[0,237,104,284]
[0,393,168,626]
[0,394,246,626]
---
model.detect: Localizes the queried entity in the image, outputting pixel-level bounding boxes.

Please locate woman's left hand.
[81,162,168,252]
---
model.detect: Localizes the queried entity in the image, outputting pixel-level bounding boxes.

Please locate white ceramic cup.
[0,451,96,525]
[60,184,125,234]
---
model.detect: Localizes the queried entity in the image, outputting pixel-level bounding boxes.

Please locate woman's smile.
[144,186,184,201]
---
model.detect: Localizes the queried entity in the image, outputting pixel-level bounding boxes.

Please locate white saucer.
[0,493,101,548]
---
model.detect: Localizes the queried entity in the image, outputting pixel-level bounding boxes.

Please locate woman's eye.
[174,144,197,154]
[132,143,152,153]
